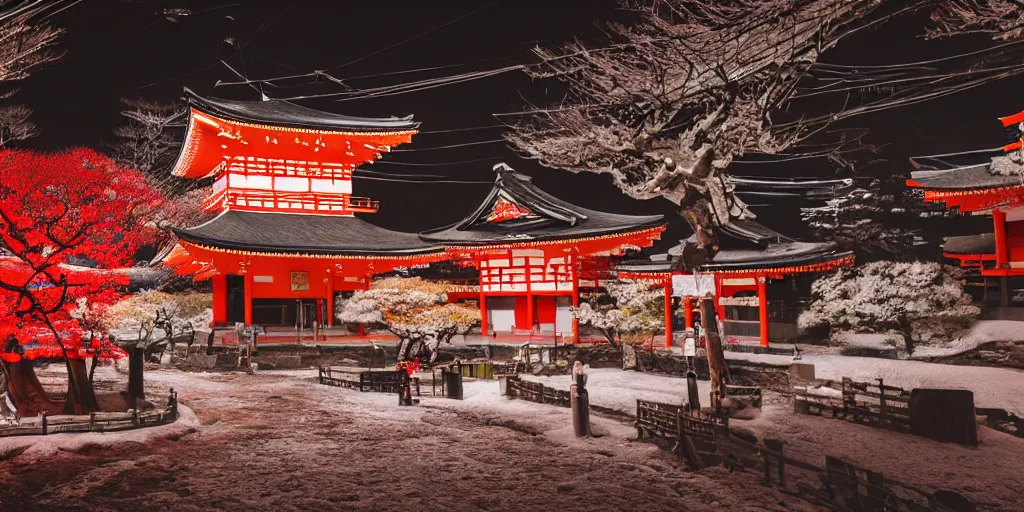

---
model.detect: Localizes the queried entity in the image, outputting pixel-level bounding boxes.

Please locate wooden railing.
[0,389,179,438]
[506,377,571,408]
[317,367,420,396]
[795,377,911,431]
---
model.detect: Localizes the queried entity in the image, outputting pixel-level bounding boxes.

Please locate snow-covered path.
[0,368,815,512]
[726,351,1024,416]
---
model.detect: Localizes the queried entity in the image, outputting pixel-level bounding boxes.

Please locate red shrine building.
[907,109,1024,306]
[420,163,665,343]
[161,89,447,327]
[616,220,854,348]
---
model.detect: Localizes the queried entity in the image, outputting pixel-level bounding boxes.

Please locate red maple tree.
[0,148,162,415]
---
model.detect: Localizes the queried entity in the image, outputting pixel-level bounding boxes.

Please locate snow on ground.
[727,351,1024,416]
[0,368,817,511]
[522,368,710,416]
[831,331,899,350]
[911,320,1024,359]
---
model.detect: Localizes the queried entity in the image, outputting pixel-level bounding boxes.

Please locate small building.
[420,164,665,342]
[616,219,854,347]
[161,88,446,329]
[907,109,1024,307]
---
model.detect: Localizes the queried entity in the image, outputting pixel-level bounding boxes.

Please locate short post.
[686,370,701,414]
[89,412,96,430]
[40,412,47,435]
[170,388,178,419]
[130,409,138,427]
[570,361,590,437]
[764,439,785,487]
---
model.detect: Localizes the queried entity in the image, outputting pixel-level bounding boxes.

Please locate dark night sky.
[17,0,1024,253]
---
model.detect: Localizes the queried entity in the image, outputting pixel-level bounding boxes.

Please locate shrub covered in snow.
[336,277,480,362]
[577,281,664,347]
[799,261,979,350]
[100,291,213,333]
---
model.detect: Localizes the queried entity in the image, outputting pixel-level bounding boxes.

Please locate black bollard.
[571,362,590,437]
[686,370,701,413]
[444,368,464,400]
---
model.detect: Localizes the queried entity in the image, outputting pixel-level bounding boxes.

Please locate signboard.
[672,274,716,297]
[290,271,309,291]
[684,336,696,357]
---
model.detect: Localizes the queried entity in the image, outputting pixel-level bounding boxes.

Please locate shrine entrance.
[251,298,325,328]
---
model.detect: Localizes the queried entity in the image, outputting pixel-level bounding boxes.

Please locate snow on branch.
[577,281,663,347]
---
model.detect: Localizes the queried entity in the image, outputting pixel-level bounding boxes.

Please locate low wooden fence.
[506,377,571,408]
[635,398,973,511]
[795,377,911,432]
[0,389,179,438]
[318,367,420,396]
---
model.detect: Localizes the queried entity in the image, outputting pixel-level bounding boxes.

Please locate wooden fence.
[317,367,420,396]
[635,398,973,511]
[506,377,571,408]
[795,377,911,432]
[0,389,179,438]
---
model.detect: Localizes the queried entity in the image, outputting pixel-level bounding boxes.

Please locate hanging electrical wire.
[372,157,497,167]
[417,124,507,134]
[392,139,506,152]
[353,175,492,184]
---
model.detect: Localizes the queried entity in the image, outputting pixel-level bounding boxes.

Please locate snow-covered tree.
[577,281,663,348]
[801,181,942,262]
[336,277,480,362]
[111,98,185,189]
[799,261,980,351]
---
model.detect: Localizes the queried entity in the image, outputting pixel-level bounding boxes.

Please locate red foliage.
[0,148,162,362]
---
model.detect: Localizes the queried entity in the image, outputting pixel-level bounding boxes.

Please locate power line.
[354,175,492,184]
[417,124,507,135]
[392,139,506,152]
[373,157,497,167]
[326,0,503,73]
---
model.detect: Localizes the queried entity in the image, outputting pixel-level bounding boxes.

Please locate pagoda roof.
[729,176,853,200]
[184,87,419,132]
[943,233,995,255]
[908,148,1023,190]
[419,163,664,245]
[615,219,852,273]
[173,210,440,256]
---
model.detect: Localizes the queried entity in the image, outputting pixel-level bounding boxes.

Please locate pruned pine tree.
[577,281,663,348]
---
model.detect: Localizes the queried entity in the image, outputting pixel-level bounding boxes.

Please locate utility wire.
[372,157,497,167]
[392,139,506,152]
[354,175,492,184]
[418,124,507,134]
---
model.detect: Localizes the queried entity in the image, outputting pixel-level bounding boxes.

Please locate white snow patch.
[522,368,709,415]
[911,320,1024,358]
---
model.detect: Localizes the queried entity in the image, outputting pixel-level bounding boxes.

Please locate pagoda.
[907,108,1024,306]
[162,88,445,328]
[616,219,854,348]
[420,163,666,343]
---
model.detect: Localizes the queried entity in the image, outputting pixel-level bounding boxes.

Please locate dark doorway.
[250,299,323,327]
[226,275,245,323]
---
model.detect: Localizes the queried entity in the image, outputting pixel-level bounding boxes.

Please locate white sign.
[684,337,696,357]
[672,274,716,297]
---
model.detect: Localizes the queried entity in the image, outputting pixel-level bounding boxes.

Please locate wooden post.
[684,297,694,329]
[664,281,673,349]
[1000,276,1010,308]
[526,293,534,335]
[326,273,335,327]
[358,324,365,337]
[757,277,769,347]
[40,412,47,435]
[243,271,253,326]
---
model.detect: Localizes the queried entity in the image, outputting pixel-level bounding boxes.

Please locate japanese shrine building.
[420,163,666,343]
[907,108,1024,306]
[161,88,446,328]
[616,219,854,347]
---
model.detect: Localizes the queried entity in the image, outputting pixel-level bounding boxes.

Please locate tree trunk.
[3,360,62,416]
[63,358,100,414]
[128,347,145,399]
[700,298,727,409]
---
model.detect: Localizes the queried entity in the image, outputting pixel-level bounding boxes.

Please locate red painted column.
[683,297,694,329]
[994,209,1009,268]
[479,265,488,337]
[325,273,335,327]
[526,293,534,334]
[757,277,769,347]
[664,280,673,349]
[212,274,227,325]
[243,272,253,326]
[571,255,580,344]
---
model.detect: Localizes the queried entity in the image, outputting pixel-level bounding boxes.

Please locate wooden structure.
[0,390,178,437]
[616,219,853,347]
[161,88,446,329]
[421,163,665,343]
[907,109,1024,306]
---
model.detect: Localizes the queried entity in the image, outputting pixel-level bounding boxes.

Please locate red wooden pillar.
[571,255,580,344]
[479,277,488,337]
[325,273,335,327]
[664,280,673,349]
[358,324,365,337]
[683,297,694,329]
[757,277,769,347]
[212,274,227,325]
[994,209,1009,268]
[243,272,253,326]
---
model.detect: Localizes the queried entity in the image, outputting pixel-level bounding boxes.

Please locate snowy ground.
[726,351,1024,417]
[0,367,817,512]
[909,320,1024,358]
[524,368,1024,509]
